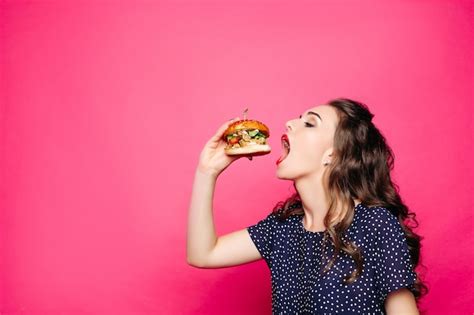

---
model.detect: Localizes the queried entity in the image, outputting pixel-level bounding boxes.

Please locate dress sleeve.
[246,212,277,263]
[372,207,418,301]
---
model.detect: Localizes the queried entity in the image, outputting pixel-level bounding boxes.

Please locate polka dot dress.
[247,203,417,314]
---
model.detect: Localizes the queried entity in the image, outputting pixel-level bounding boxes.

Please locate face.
[276,105,339,180]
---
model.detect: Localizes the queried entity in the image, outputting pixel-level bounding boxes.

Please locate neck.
[295,174,361,232]
[295,174,328,232]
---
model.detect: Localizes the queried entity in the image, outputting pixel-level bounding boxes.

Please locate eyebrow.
[299,111,323,122]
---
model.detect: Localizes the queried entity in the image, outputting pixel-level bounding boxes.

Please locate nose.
[285,120,293,131]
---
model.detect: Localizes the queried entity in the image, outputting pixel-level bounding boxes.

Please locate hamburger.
[222,119,271,156]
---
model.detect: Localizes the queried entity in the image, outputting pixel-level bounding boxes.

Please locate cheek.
[298,135,325,161]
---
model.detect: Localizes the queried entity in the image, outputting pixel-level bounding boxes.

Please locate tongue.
[277,150,289,164]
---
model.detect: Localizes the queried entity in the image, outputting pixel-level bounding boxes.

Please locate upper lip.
[281,134,290,148]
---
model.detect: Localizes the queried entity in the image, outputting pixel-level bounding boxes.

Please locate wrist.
[196,165,220,179]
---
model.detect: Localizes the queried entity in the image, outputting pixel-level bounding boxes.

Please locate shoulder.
[247,211,296,231]
[247,212,278,231]
[358,205,404,235]
[261,212,279,225]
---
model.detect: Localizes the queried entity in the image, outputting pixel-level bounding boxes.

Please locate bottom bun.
[225,144,272,156]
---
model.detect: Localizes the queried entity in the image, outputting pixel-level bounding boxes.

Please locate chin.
[276,168,296,180]
[277,165,318,181]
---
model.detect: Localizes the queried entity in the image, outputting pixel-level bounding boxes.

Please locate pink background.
[1,1,472,314]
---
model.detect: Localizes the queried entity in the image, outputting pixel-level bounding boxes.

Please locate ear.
[322,147,334,165]
[322,148,333,166]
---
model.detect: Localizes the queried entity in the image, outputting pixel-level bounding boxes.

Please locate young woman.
[187,98,428,314]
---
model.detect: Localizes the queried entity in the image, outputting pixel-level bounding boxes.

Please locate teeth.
[281,135,290,153]
[282,139,290,151]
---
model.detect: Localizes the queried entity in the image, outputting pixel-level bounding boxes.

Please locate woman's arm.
[187,117,263,268]
[385,288,419,315]
[186,168,219,266]
[186,118,236,266]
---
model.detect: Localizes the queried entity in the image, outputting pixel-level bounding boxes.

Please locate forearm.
[186,167,219,265]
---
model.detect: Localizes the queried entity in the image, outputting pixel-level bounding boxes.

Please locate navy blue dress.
[247,203,417,314]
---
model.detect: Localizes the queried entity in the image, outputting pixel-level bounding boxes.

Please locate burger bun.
[224,144,272,156]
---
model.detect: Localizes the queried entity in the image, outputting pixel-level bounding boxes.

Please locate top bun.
[223,119,270,139]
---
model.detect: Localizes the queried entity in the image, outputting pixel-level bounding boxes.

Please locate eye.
[299,114,314,127]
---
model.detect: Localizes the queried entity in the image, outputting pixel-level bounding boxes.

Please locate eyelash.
[299,115,314,127]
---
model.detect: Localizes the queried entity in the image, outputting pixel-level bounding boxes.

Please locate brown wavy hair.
[272,98,429,306]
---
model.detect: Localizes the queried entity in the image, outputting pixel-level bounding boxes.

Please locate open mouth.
[277,134,291,165]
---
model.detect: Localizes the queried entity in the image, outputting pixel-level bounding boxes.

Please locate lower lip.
[276,152,289,165]
[276,157,283,165]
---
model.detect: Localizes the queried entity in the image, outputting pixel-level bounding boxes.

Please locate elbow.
[186,256,206,268]
[186,255,198,266]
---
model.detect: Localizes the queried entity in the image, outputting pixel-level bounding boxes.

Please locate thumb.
[211,117,240,142]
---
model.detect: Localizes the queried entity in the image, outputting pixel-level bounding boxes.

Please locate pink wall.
[1,1,472,314]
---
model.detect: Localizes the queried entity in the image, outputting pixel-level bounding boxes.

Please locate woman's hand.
[197,117,244,178]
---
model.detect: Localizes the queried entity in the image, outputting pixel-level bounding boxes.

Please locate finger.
[211,117,240,142]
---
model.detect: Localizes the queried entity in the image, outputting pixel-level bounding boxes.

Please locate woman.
[187,98,428,314]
